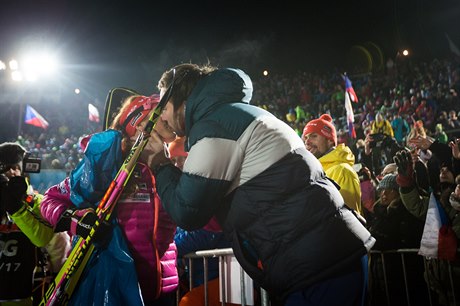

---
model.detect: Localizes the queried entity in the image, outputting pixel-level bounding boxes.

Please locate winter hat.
[119,94,160,137]
[377,174,399,191]
[168,137,188,159]
[0,142,26,172]
[302,114,337,145]
[441,161,454,174]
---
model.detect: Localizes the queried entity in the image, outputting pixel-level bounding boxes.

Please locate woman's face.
[131,115,176,144]
[154,117,177,143]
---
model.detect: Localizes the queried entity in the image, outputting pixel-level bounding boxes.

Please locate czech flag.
[343,74,358,103]
[418,193,457,261]
[344,90,356,138]
[24,105,49,129]
[88,103,100,122]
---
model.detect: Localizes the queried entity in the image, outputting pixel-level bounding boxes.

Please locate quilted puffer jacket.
[41,134,178,303]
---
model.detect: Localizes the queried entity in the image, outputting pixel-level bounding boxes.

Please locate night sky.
[1,0,460,102]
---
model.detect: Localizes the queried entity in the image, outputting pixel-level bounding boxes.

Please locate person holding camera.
[0,142,55,306]
[370,112,394,138]
[364,112,399,175]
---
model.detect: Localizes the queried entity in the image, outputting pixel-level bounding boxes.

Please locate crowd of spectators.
[2,56,460,305]
[253,57,460,141]
[1,56,460,172]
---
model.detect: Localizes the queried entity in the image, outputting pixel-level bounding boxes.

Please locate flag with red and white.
[345,89,356,138]
[88,103,100,122]
[419,193,457,261]
[343,74,358,103]
[24,105,49,129]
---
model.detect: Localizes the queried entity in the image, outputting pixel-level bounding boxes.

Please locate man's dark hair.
[0,142,26,172]
[157,63,217,111]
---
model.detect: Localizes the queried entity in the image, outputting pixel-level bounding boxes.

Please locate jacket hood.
[319,143,355,169]
[185,68,253,136]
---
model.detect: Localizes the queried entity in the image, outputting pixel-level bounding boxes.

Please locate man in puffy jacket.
[303,113,363,215]
[147,63,375,305]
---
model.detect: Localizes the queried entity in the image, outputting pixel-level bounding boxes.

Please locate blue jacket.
[174,227,230,287]
[155,68,375,297]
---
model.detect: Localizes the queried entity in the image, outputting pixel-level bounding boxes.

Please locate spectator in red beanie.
[303,114,363,215]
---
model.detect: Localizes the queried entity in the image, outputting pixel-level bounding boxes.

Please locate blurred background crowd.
[1,55,459,174]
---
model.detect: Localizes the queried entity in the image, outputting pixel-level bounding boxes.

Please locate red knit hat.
[119,95,160,137]
[302,114,337,145]
[168,137,187,158]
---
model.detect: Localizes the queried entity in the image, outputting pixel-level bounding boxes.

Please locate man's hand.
[364,133,373,155]
[408,135,433,151]
[1,176,28,214]
[393,150,415,187]
[449,138,460,160]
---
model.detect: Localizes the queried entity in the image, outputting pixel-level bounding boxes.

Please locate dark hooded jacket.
[155,68,375,297]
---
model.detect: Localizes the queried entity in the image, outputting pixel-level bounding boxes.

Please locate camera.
[357,167,370,181]
[369,133,385,148]
[0,173,7,185]
[23,155,41,173]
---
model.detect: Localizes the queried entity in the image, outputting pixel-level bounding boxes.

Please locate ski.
[39,77,176,305]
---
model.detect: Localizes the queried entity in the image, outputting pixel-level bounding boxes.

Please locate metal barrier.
[369,249,458,306]
[179,248,458,306]
[180,248,269,306]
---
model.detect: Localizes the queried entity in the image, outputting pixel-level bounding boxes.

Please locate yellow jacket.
[370,119,394,137]
[9,187,54,247]
[319,144,362,215]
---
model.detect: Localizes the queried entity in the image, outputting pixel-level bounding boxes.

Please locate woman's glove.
[55,207,112,246]
[55,207,96,237]
[1,176,28,214]
[393,150,415,187]
[70,208,98,238]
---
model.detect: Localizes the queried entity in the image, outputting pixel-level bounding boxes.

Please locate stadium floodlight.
[402,49,409,56]
[75,88,80,94]
[0,61,5,70]
[25,71,38,82]
[9,59,19,70]
[22,53,58,78]
[11,70,23,81]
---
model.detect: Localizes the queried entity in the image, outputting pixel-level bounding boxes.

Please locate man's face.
[160,88,186,137]
[303,132,332,158]
[440,166,455,184]
[454,184,460,198]
[131,116,176,144]
[380,188,399,206]
[3,164,21,178]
